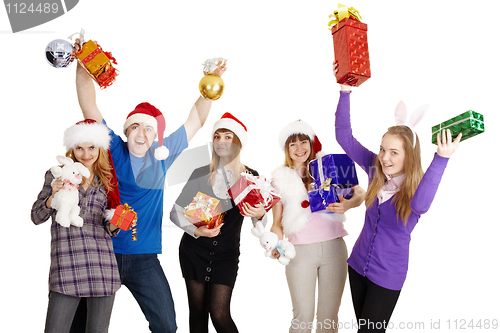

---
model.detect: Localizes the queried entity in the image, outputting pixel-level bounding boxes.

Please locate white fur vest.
[271,165,346,236]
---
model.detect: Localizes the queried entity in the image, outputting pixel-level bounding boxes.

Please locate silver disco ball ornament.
[45,39,74,68]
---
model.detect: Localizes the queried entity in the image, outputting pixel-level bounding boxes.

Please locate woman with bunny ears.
[335,82,461,332]
[270,120,366,333]
[31,119,121,333]
[170,113,267,333]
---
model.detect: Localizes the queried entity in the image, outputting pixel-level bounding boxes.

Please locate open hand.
[436,129,462,158]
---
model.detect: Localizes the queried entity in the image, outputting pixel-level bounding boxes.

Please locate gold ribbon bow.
[328,3,362,30]
[319,178,333,191]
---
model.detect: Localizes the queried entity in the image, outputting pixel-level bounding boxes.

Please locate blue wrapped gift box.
[309,154,358,189]
[307,154,358,212]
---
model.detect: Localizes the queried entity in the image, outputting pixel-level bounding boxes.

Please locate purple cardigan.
[336,91,449,290]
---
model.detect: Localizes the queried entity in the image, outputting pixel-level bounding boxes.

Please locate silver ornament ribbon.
[202,57,227,73]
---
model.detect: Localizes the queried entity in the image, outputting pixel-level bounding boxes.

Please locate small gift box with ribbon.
[110,203,138,231]
[76,39,118,89]
[228,172,281,213]
[431,110,484,144]
[308,154,358,212]
[184,192,224,229]
[329,4,370,87]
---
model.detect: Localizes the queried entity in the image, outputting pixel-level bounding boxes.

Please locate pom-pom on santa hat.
[63,119,120,209]
[278,119,322,155]
[212,112,248,148]
[123,102,168,160]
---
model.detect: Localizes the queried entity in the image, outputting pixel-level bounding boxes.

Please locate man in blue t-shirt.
[73,41,226,332]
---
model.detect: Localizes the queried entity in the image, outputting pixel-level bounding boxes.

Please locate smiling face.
[287,137,312,169]
[378,134,406,177]
[72,143,99,169]
[126,122,156,157]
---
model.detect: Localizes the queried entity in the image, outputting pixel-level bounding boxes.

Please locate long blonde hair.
[365,126,424,224]
[208,129,246,186]
[283,133,316,191]
[65,147,116,193]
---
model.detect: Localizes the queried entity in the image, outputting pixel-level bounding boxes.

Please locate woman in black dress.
[170,112,267,333]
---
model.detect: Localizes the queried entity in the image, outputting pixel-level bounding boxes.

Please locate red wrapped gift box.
[332,18,371,87]
[110,204,137,231]
[228,173,281,213]
[184,192,224,229]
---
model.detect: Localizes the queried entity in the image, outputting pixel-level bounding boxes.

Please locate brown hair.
[65,147,116,193]
[208,129,246,186]
[283,133,316,191]
[365,126,424,224]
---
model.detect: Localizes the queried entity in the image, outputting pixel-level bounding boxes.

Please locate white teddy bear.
[251,221,296,265]
[50,155,91,228]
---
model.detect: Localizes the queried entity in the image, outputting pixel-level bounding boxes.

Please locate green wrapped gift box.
[431,110,484,144]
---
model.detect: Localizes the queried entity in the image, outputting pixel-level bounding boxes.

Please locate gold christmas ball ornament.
[199,73,225,101]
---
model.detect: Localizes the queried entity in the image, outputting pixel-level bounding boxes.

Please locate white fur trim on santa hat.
[278,120,315,151]
[122,114,158,135]
[212,118,248,148]
[63,122,111,150]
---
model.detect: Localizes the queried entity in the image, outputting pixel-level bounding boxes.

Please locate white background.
[1,0,499,332]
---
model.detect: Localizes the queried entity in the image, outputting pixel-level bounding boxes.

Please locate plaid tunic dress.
[31,170,121,297]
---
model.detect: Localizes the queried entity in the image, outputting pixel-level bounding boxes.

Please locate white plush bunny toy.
[251,221,296,265]
[50,155,91,228]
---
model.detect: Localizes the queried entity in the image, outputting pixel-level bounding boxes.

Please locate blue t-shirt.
[104,119,188,254]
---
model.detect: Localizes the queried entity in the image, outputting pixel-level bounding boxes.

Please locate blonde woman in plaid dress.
[31,120,122,333]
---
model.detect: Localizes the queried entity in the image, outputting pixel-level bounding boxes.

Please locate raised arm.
[74,39,103,122]
[184,97,213,143]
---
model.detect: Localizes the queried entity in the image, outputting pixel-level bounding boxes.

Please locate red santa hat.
[63,119,120,209]
[123,102,168,160]
[212,112,248,148]
[278,119,322,156]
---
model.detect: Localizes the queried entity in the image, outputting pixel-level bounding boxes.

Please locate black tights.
[348,266,401,333]
[185,279,238,333]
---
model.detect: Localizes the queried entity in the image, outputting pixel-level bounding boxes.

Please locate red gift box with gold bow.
[110,203,137,231]
[329,5,371,87]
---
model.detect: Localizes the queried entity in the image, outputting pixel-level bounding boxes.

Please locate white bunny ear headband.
[394,101,430,148]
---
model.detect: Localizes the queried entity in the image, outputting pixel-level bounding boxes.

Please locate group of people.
[31,39,462,333]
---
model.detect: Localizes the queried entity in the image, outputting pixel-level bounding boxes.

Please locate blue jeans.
[116,253,177,333]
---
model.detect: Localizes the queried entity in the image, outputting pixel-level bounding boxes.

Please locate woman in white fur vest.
[270,120,366,333]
